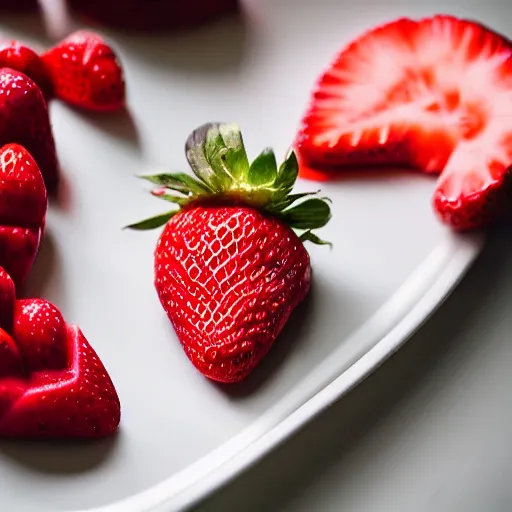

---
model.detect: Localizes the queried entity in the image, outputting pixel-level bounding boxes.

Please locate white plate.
[0,1,490,511]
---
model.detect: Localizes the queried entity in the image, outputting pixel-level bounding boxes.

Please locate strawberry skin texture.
[0,143,47,287]
[42,31,126,112]
[0,41,52,98]
[0,277,121,438]
[0,268,14,331]
[295,14,512,230]
[0,329,22,378]
[12,299,68,372]
[155,206,311,383]
[0,69,59,189]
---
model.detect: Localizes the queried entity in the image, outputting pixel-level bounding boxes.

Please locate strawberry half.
[0,143,47,287]
[127,122,332,383]
[295,14,512,231]
[41,31,126,112]
[0,270,121,438]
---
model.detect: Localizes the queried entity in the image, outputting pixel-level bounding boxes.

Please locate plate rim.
[75,231,484,512]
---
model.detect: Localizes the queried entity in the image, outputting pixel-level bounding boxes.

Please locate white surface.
[0,0,496,510]
[192,223,512,512]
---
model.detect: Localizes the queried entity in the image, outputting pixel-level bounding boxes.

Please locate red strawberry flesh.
[295,15,512,230]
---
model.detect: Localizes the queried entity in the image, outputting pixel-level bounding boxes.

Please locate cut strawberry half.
[295,14,512,230]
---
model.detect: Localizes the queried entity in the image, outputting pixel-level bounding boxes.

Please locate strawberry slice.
[295,15,512,230]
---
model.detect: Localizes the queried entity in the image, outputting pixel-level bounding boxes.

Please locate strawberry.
[0,270,121,438]
[41,31,126,112]
[0,69,59,189]
[127,122,332,383]
[0,267,14,331]
[66,0,239,31]
[12,299,67,372]
[295,14,512,231]
[0,143,47,287]
[0,40,52,98]
[0,329,22,378]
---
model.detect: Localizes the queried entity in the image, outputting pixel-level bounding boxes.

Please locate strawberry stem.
[125,122,333,245]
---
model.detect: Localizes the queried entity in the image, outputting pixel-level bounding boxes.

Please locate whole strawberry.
[128,123,332,383]
[0,40,52,98]
[0,143,47,287]
[42,31,126,112]
[0,68,59,189]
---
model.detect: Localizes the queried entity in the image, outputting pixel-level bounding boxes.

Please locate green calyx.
[126,122,332,246]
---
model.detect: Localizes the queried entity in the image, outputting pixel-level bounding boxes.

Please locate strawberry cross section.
[295,14,512,231]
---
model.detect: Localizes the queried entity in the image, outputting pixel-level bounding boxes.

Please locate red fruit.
[66,0,239,31]
[295,15,512,231]
[42,31,126,112]
[0,69,59,189]
[127,122,331,383]
[0,272,121,438]
[0,144,47,287]
[155,206,311,382]
[12,299,67,372]
[0,329,23,378]
[0,268,14,331]
[0,40,52,97]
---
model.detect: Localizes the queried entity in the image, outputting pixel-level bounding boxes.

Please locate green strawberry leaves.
[248,148,278,186]
[274,150,299,197]
[127,122,333,245]
[278,198,332,230]
[125,210,177,230]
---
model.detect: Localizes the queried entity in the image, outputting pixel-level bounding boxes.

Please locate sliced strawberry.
[41,31,126,112]
[295,15,512,230]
